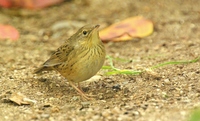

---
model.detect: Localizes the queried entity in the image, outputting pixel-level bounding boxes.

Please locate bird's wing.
[43,42,74,67]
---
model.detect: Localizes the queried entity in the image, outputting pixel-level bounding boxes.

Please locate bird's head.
[71,25,102,47]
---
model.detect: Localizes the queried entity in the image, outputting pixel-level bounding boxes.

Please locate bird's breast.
[57,44,105,83]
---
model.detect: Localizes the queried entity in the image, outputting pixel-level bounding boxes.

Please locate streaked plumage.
[34,25,105,100]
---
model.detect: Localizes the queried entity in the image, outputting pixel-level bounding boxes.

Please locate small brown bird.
[34,25,105,100]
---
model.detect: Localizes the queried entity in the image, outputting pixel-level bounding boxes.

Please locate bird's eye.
[82,30,88,36]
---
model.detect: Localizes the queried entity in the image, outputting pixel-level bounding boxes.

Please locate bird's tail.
[33,66,53,74]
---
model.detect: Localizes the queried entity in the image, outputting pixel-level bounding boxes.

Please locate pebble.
[81,101,90,108]
[98,93,104,100]
[41,113,50,118]
[196,88,200,93]
[112,107,121,114]
[51,106,60,113]
[43,103,51,107]
[101,109,111,117]
[164,79,170,84]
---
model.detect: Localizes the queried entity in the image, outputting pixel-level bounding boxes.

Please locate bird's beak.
[91,25,100,35]
[90,25,101,43]
[94,25,100,29]
[91,25,100,33]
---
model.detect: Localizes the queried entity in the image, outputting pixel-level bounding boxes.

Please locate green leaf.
[102,56,200,76]
[189,108,200,121]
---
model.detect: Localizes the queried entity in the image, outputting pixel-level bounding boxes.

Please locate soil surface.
[0,0,200,121]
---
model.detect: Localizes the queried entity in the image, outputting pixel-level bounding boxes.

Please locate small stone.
[164,79,170,84]
[122,98,128,101]
[98,93,104,100]
[100,100,106,103]
[71,96,80,101]
[112,107,120,114]
[41,113,50,118]
[132,111,140,116]
[51,106,60,113]
[162,92,167,98]
[56,84,60,87]
[43,103,51,107]
[112,84,121,91]
[92,115,100,120]
[196,88,200,93]
[36,92,43,96]
[81,101,90,108]
[101,109,111,117]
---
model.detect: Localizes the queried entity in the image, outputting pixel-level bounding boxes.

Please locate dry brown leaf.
[100,16,154,42]
[0,0,63,9]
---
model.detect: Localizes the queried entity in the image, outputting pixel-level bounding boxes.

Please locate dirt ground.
[0,0,200,121]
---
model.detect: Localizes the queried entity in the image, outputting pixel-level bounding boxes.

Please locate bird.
[34,25,106,100]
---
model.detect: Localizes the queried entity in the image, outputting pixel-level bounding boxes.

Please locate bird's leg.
[68,81,93,100]
[78,83,84,92]
[78,82,96,97]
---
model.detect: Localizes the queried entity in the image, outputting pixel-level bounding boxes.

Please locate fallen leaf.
[0,0,63,9]
[0,0,11,8]
[0,24,19,41]
[99,16,153,41]
[9,92,36,105]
